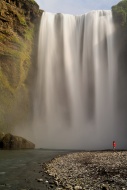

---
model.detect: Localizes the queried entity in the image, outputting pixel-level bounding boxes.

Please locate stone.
[0,132,5,141]
[55,181,59,185]
[74,186,82,190]
[37,179,43,182]
[1,133,35,149]
[101,184,109,190]
[0,132,5,149]
[66,184,73,190]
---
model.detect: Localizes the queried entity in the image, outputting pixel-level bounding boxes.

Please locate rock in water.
[0,133,35,149]
[0,132,5,141]
[0,132,5,148]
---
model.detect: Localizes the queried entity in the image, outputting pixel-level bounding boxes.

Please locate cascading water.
[33,10,120,150]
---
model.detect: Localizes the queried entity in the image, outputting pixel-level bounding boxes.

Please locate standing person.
[113,141,116,150]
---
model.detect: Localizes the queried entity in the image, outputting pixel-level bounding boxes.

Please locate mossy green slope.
[0,0,41,132]
[112,0,127,27]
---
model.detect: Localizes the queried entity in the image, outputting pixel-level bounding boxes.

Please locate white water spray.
[33,11,118,149]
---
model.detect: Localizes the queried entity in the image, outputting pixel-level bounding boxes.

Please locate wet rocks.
[46,151,127,190]
[0,132,5,148]
[74,186,82,190]
[37,178,43,182]
[0,133,35,149]
[0,132,5,142]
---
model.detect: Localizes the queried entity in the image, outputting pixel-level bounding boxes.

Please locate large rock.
[0,132,5,140]
[0,133,35,149]
[0,132,5,148]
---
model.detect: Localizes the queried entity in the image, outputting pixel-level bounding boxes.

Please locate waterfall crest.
[33,11,118,149]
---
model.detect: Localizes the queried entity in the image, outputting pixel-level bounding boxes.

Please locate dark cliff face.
[0,0,43,132]
[112,0,127,27]
[112,0,127,64]
[112,0,127,120]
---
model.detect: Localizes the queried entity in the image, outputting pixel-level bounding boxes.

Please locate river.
[0,149,69,190]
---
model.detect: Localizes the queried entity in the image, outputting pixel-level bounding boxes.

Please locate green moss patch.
[112,0,127,27]
[0,0,37,131]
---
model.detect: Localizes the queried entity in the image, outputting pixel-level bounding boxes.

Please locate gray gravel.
[46,151,127,190]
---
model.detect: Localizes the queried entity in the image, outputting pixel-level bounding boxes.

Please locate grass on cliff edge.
[112,0,127,27]
[0,26,34,132]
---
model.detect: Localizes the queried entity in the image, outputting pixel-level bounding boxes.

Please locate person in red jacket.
[113,141,116,150]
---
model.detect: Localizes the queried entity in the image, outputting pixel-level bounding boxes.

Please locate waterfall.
[33,10,119,149]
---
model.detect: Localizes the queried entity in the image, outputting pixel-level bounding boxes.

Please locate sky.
[35,0,121,15]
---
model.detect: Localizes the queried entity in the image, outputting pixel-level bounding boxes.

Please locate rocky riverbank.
[45,151,127,190]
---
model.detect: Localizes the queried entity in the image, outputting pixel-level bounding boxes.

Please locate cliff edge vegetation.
[112,0,127,55]
[112,0,127,27]
[0,0,42,132]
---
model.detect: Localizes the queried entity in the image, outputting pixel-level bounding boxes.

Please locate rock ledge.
[0,132,35,149]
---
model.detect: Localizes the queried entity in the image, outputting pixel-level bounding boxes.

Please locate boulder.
[0,132,5,140]
[0,133,35,149]
[0,132,5,148]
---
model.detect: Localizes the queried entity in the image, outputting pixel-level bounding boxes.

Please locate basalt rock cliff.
[0,0,43,132]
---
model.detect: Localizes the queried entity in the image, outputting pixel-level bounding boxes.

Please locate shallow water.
[0,149,69,190]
